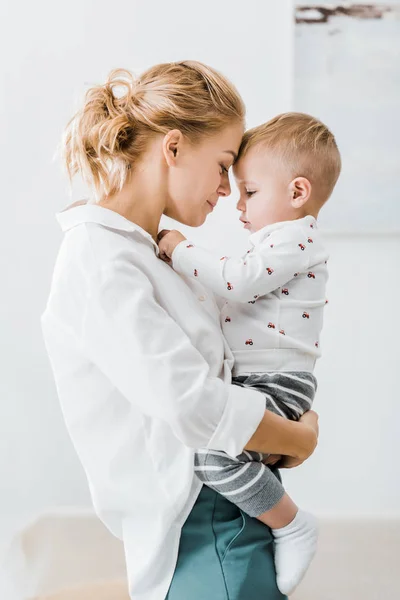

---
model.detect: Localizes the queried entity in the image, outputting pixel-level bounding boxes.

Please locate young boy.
[158,112,341,595]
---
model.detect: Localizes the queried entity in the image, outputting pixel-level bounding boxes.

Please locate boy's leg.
[195,450,318,596]
[194,448,286,517]
[224,372,319,596]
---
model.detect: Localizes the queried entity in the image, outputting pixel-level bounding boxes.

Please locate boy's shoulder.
[253,216,322,245]
[252,216,328,265]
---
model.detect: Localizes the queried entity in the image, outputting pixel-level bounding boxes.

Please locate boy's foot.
[272,509,318,595]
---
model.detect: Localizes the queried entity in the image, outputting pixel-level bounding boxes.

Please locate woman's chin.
[181,213,207,228]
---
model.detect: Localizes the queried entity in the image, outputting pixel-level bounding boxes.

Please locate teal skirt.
[167,473,287,600]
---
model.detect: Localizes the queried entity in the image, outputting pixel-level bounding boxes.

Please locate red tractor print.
[299,243,306,251]
[308,237,313,244]
[310,222,315,229]
[254,295,259,299]
[227,282,233,291]
[282,288,289,295]
[248,300,256,304]
[220,256,228,261]
[270,244,274,248]
[187,244,194,248]
[315,341,319,348]
[225,317,231,323]
[308,272,315,279]
[268,322,275,329]
[245,339,254,346]
[194,269,198,277]
[279,329,286,335]
[302,312,310,319]
[325,299,329,305]
[266,267,274,275]
[294,272,299,277]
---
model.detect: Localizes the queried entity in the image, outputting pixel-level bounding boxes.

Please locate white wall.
[285,232,400,517]
[0,0,294,524]
[295,1,400,232]
[1,0,398,535]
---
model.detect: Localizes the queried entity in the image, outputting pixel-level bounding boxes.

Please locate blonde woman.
[42,61,319,600]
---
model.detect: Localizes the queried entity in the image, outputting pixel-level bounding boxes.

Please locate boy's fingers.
[157,229,170,243]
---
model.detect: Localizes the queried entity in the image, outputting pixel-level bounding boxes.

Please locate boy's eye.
[245,190,256,197]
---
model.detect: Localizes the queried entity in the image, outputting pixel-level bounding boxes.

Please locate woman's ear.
[289,177,312,208]
[163,129,183,167]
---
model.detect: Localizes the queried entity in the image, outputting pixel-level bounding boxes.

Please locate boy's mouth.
[240,217,251,229]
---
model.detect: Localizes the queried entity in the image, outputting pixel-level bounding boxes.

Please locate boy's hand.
[157,229,187,262]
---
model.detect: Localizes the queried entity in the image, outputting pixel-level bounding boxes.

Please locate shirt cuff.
[206,385,266,458]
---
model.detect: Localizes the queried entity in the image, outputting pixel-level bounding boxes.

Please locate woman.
[42,61,318,600]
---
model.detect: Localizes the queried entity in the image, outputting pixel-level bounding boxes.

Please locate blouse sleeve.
[81,252,266,456]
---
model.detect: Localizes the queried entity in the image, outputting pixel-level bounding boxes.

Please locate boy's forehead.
[233,150,263,182]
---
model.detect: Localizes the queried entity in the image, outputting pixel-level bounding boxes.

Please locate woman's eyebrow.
[223,150,238,163]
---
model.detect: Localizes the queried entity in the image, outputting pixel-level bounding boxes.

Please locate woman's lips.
[207,200,217,211]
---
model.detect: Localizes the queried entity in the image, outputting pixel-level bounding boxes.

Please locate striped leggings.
[194,372,317,517]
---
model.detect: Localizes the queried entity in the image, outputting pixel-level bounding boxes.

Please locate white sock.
[272,509,318,596]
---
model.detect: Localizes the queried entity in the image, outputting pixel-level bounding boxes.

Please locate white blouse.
[41,202,266,600]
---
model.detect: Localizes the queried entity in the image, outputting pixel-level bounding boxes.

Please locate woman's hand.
[157,229,186,262]
[299,409,319,438]
[281,410,319,468]
[278,455,307,469]
[262,454,282,466]
[263,410,319,470]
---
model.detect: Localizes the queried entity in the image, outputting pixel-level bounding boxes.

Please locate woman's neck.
[98,159,166,242]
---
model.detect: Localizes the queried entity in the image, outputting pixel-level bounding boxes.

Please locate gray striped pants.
[194,372,317,518]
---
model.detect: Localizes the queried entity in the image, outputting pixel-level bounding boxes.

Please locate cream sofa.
[2,510,398,600]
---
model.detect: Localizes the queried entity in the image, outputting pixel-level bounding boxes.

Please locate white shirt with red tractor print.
[172,215,329,376]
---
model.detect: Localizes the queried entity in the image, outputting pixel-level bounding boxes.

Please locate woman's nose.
[218,176,231,197]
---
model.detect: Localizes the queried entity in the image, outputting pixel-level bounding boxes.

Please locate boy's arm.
[171,226,317,302]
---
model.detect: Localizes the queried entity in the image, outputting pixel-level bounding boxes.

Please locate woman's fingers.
[263,454,282,466]
[278,455,305,469]
[299,410,319,437]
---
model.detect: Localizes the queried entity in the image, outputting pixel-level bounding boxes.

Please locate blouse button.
[198,295,206,302]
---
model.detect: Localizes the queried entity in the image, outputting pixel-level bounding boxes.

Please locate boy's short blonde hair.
[238,112,341,203]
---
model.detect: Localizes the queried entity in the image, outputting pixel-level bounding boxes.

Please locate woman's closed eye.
[245,190,256,197]
[220,164,230,175]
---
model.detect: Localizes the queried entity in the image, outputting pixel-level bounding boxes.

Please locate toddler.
[158,112,341,595]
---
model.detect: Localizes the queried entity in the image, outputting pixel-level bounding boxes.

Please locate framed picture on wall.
[294,3,400,232]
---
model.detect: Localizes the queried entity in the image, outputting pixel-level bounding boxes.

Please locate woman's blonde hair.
[239,112,341,203]
[63,61,245,200]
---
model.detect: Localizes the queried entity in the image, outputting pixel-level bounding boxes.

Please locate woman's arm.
[82,253,267,457]
[245,409,319,460]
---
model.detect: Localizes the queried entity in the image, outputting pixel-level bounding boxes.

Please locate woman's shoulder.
[57,201,158,271]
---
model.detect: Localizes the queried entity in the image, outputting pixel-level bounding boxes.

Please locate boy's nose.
[236,196,245,212]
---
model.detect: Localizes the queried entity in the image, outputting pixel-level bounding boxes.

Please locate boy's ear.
[289,177,312,208]
[163,129,183,167]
